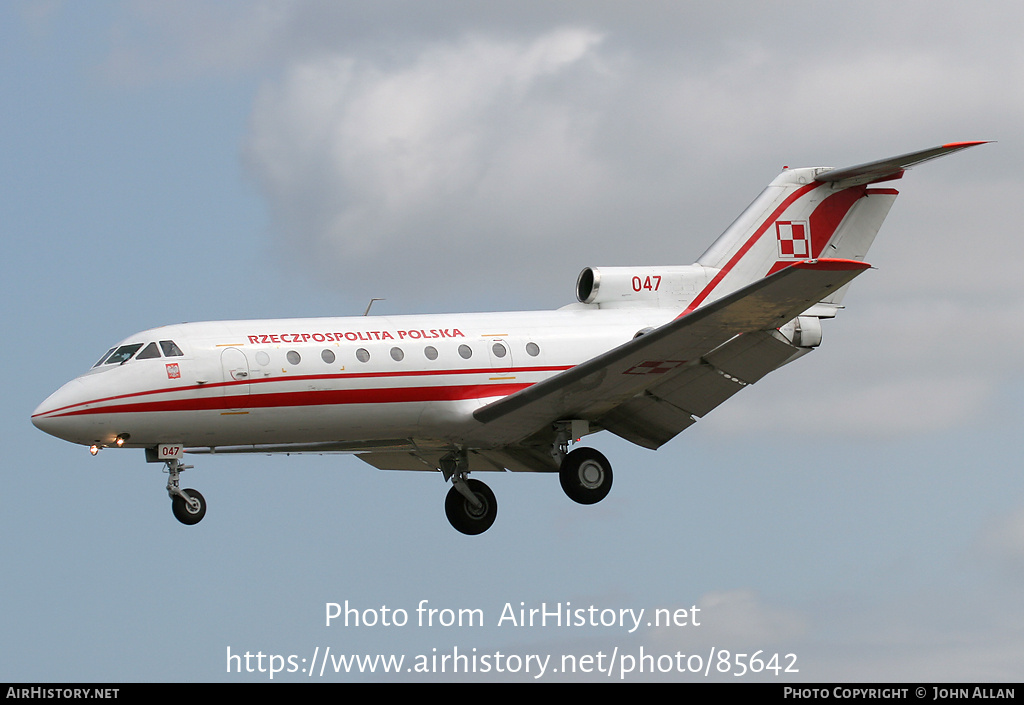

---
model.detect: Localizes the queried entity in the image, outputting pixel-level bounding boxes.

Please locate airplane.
[31,141,987,535]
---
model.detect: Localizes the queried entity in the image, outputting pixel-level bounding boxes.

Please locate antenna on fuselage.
[363,298,385,316]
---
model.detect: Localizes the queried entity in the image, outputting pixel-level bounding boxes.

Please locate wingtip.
[941,140,992,149]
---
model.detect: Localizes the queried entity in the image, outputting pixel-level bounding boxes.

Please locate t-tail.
[685,141,989,315]
[573,142,986,317]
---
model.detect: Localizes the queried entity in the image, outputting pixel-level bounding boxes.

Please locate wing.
[472,258,871,451]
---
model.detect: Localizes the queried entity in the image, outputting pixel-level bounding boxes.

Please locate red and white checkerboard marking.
[623,360,686,375]
[776,221,809,258]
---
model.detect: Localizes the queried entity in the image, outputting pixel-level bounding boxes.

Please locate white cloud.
[237,6,1024,311]
[245,27,619,307]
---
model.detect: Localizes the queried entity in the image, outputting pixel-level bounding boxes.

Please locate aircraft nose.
[31,378,91,444]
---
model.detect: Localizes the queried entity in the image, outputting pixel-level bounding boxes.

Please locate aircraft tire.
[445,479,497,535]
[171,488,207,525]
[559,447,613,505]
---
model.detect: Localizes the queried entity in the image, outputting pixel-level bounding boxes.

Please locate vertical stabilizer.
[686,142,988,314]
[692,167,862,311]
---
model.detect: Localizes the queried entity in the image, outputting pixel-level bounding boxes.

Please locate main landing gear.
[165,458,206,525]
[559,447,613,505]
[439,445,614,535]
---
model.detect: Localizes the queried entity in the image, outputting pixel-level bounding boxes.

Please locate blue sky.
[3,1,1023,682]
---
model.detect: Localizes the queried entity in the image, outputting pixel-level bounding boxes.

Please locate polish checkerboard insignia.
[776,221,810,258]
[623,360,686,375]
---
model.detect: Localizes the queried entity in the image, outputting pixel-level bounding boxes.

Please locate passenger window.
[104,344,143,365]
[321,349,336,364]
[390,347,404,361]
[492,342,507,358]
[356,348,370,363]
[136,342,162,360]
[286,351,301,365]
[424,346,438,360]
[526,342,540,357]
[160,340,184,357]
[458,344,473,359]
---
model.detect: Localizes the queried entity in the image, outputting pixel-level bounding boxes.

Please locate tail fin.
[688,142,988,313]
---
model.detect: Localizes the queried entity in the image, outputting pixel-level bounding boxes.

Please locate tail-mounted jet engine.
[576,265,721,309]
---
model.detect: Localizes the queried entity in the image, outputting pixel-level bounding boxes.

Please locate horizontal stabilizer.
[816,141,990,187]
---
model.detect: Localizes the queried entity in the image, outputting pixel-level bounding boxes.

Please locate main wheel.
[445,479,497,535]
[559,447,612,505]
[171,488,207,525]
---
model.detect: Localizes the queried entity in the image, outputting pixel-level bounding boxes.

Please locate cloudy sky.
[3,1,1022,682]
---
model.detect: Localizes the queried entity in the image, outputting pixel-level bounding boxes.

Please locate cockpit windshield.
[103,343,144,365]
[92,347,116,368]
[136,342,161,360]
[160,340,183,357]
[91,339,184,370]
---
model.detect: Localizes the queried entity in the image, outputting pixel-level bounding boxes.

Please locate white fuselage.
[27,142,985,535]
[31,307,677,452]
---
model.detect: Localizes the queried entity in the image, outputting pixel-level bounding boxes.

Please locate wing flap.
[476,446,559,473]
[357,451,438,471]
[597,394,696,450]
[598,329,810,448]
[646,329,800,415]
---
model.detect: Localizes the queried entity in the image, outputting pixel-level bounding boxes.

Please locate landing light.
[115,433,130,447]
[89,445,100,456]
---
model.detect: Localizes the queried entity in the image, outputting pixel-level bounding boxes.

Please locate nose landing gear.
[165,458,206,525]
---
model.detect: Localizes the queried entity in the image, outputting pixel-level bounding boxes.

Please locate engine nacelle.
[576,265,720,309]
[778,315,823,348]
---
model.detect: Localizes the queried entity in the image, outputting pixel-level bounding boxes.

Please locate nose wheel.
[165,458,207,525]
[171,488,206,525]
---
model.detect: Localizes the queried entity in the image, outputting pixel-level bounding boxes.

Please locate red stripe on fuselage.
[33,365,574,419]
[49,382,535,417]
